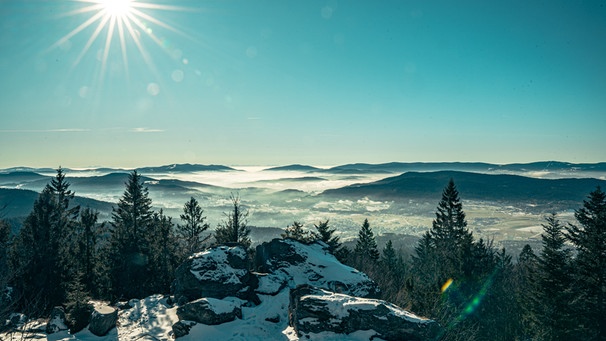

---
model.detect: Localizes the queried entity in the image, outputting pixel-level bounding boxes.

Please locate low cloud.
[0,128,90,133]
[131,127,164,133]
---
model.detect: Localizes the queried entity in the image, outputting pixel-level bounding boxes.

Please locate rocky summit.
[168,238,442,340]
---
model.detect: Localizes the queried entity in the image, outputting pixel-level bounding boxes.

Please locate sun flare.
[99,0,134,18]
[47,0,190,87]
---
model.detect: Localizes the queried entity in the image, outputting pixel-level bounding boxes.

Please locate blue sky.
[1,0,605,168]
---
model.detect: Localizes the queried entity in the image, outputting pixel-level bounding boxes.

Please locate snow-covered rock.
[254,239,380,298]
[88,303,117,336]
[45,306,67,334]
[176,297,243,325]
[172,244,259,305]
[289,284,441,341]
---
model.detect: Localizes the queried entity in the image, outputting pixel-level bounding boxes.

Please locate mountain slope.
[322,170,606,203]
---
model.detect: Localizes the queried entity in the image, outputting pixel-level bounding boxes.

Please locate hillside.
[322,170,606,204]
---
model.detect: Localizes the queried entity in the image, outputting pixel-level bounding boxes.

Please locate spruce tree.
[177,197,210,257]
[537,213,573,340]
[282,221,310,242]
[10,188,58,314]
[108,170,154,299]
[147,210,180,294]
[313,220,340,251]
[566,187,606,340]
[515,244,541,339]
[0,219,12,320]
[214,194,251,249]
[354,218,380,261]
[430,178,473,280]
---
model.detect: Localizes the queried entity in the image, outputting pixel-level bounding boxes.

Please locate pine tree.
[214,194,251,249]
[177,197,210,257]
[147,210,180,294]
[536,213,574,340]
[515,244,541,339]
[566,187,606,340]
[354,218,380,261]
[9,188,58,315]
[107,170,155,299]
[313,219,340,250]
[430,178,473,280]
[76,207,104,296]
[282,221,311,242]
[0,219,12,321]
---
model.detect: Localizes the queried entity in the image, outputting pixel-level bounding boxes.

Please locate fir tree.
[430,178,473,280]
[313,220,340,251]
[107,171,154,299]
[282,221,311,242]
[177,197,210,257]
[537,213,573,340]
[146,210,180,294]
[0,219,12,321]
[76,207,103,295]
[214,194,251,249]
[354,219,380,261]
[566,187,606,340]
[515,244,541,339]
[9,188,58,314]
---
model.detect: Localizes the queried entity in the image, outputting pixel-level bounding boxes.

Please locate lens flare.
[441,278,453,292]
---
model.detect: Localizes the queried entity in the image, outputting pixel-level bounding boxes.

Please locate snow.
[300,288,431,323]
[266,239,378,298]
[189,246,247,284]
[0,241,411,340]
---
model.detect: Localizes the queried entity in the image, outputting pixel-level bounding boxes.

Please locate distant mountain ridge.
[322,170,606,204]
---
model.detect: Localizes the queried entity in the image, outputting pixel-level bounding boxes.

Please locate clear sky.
[1,0,605,168]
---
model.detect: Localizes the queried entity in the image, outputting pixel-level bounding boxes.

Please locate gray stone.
[289,284,442,341]
[172,320,196,338]
[88,304,117,336]
[172,245,259,305]
[45,306,67,334]
[176,298,242,325]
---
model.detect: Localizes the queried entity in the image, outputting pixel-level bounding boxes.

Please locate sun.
[99,0,134,18]
[47,0,190,86]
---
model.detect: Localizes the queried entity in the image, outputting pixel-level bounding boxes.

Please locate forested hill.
[322,170,606,203]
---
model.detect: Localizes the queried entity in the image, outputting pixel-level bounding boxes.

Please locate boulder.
[289,285,442,341]
[254,239,380,298]
[172,320,196,338]
[176,297,242,325]
[172,245,259,304]
[88,304,117,336]
[45,306,67,334]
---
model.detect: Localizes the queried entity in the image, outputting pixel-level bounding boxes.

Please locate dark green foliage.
[75,207,104,296]
[146,210,180,294]
[0,219,12,321]
[566,187,606,340]
[64,272,92,333]
[9,168,81,315]
[536,213,574,340]
[214,194,251,249]
[354,219,380,261]
[313,220,340,251]
[514,244,541,339]
[177,197,211,257]
[107,171,155,299]
[282,221,312,242]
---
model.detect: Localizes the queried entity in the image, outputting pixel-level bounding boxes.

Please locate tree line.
[0,169,605,340]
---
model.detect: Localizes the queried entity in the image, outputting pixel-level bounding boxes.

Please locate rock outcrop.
[176,297,243,325]
[254,238,380,298]
[88,304,117,336]
[172,244,259,305]
[45,306,67,334]
[169,239,441,339]
[289,284,442,341]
